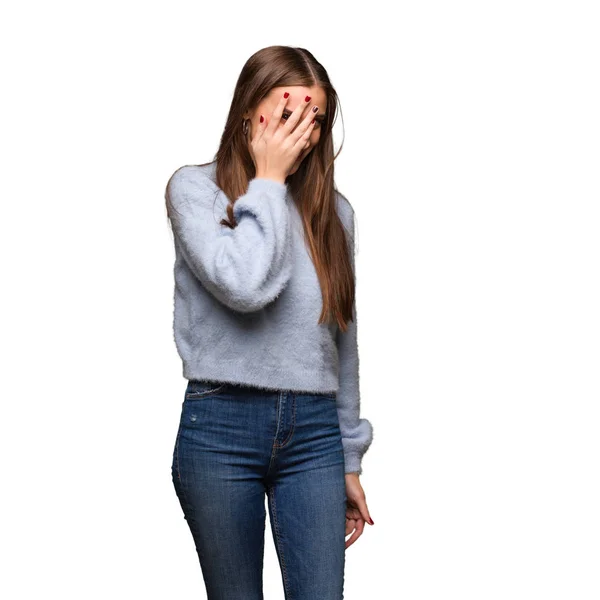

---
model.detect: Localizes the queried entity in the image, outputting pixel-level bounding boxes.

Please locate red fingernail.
[260,115,264,123]
[369,518,374,525]
[305,95,311,102]
[284,92,289,98]
[311,118,315,124]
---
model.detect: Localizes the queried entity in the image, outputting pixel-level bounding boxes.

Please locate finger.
[345,519,365,549]
[290,105,319,145]
[251,113,267,145]
[345,528,360,549]
[357,497,374,526]
[265,91,291,136]
[281,93,313,135]
[345,517,357,536]
[292,118,316,154]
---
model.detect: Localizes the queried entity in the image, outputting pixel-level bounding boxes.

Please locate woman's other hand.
[344,473,374,549]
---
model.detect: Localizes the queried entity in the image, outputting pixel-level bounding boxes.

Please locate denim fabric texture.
[172,379,347,599]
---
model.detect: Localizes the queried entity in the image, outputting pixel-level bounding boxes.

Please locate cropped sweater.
[166,161,373,475]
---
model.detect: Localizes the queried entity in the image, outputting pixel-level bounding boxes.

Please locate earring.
[242,119,249,135]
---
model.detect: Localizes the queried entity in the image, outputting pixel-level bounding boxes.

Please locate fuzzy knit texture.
[166,161,373,474]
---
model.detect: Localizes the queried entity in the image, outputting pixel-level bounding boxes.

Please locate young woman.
[166,45,374,600]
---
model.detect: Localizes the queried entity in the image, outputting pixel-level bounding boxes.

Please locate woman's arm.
[167,166,293,313]
[335,200,374,475]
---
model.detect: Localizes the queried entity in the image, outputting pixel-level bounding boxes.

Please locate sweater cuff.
[247,177,288,197]
[343,451,364,475]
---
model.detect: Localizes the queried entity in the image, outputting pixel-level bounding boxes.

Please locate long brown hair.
[168,45,355,332]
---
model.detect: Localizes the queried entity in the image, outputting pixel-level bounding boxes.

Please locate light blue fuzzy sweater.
[166,161,373,474]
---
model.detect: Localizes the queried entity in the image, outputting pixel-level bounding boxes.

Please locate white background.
[2,1,599,598]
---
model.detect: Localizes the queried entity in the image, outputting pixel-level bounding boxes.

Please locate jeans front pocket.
[185,380,228,401]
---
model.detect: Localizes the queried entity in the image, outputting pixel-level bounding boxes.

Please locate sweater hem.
[182,362,338,395]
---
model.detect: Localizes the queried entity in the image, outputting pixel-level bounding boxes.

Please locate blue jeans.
[171,379,347,599]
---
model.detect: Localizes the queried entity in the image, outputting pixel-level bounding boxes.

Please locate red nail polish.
[369,518,374,525]
[311,118,315,124]
[284,92,289,98]
[260,115,264,123]
[305,95,311,102]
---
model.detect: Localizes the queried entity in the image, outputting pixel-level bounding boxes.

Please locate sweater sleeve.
[167,167,293,313]
[335,204,374,475]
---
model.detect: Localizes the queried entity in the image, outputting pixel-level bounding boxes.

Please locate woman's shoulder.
[334,187,355,214]
[168,161,217,190]
[166,161,219,209]
[334,188,356,238]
